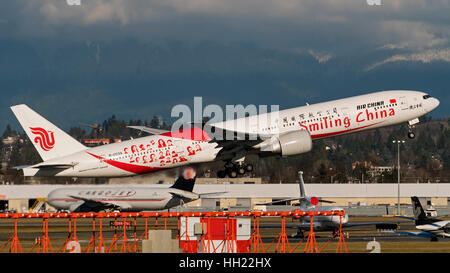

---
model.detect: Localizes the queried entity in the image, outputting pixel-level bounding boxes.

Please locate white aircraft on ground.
[47,168,220,212]
[387,197,450,241]
[258,171,397,236]
[11,90,439,178]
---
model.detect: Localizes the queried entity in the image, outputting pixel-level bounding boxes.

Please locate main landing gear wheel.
[227,168,238,178]
[216,163,254,178]
[237,166,246,175]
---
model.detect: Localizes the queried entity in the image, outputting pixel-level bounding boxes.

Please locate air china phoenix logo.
[29,127,55,151]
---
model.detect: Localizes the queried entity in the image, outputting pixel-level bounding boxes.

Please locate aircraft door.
[340,106,354,128]
[174,139,184,154]
[173,139,185,164]
[398,96,409,111]
[98,154,108,168]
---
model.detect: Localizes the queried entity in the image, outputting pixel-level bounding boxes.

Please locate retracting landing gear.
[408,118,419,139]
[216,162,254,178]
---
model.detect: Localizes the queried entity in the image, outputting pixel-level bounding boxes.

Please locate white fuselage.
[24,90,439,177]
[297,207,349,231]
[212,90,438,139]
[416,220,450,238]
[47,186,199,211]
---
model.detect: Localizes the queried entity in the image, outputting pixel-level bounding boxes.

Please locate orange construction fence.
[0,210,347,253]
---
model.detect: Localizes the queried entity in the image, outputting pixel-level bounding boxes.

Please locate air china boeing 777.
[11,90,439,178]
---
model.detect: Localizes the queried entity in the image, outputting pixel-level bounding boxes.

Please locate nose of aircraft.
[47,190,57,207]
[423,94,440,113]
[430,97,440,111]
[47,189,66,209]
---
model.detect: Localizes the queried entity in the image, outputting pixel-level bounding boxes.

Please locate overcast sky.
[0,0,449,130]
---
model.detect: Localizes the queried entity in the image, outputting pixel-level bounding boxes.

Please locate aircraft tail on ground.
[170,167,197,192]
[10,104,86,161]
[411,196,433,226]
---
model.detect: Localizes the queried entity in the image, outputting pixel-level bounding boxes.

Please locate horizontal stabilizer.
[199,191,227,197]
[11,165,32,170]
[32,162,78,169]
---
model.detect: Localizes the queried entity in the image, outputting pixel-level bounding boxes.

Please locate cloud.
[37,0,131,25]
[366,48,450,71]
[308,49,333,63]
[376,20,449,51]
[1,0,447,54]
[3,1,450,78]
[366,19,450,71]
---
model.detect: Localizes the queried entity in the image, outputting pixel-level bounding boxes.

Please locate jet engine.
[258,130,313,156]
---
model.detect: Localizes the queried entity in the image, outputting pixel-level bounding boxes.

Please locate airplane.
[11,90,439,178]
[47,167,221,212]
[386,197,450,241]
[258,171,398,237]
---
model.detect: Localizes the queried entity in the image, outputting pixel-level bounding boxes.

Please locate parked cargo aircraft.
[259,171,397,236]
[47,168,219,212]
[11,90,439,178]
[387,197,450,241]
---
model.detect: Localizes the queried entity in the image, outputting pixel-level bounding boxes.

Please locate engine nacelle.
[259,130,313,156]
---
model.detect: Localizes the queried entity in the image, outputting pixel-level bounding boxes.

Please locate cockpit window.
[423,95,431,99]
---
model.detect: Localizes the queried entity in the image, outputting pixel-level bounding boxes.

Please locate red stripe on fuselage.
[87,152,161,174]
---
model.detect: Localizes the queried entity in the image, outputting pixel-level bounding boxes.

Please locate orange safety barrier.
[250,215,264,253]
[0,216,22,253]
[0,210,348,253]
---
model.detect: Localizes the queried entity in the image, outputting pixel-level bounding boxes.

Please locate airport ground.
[0,216,449,253]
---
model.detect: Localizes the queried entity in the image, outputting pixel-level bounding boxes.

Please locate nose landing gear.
[407,119,419,139]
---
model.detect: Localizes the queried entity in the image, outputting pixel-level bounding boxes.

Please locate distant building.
[1,136,23,165]
[367,166,394,177]
[2,183,450,213]
[351,161,373,170]
[82,138,121,147]
[2,136,19,145]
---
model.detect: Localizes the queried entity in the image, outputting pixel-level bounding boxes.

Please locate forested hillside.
[1,115,448,184]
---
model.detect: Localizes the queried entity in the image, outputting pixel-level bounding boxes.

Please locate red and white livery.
[11,90,439,178]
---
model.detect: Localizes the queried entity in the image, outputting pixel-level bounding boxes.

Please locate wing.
[256,198,335,206]
[383,230,437,239]
[202,124,274,158]
[256,198,301,206]
[127,126,169,135]
[68,195,131,212]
